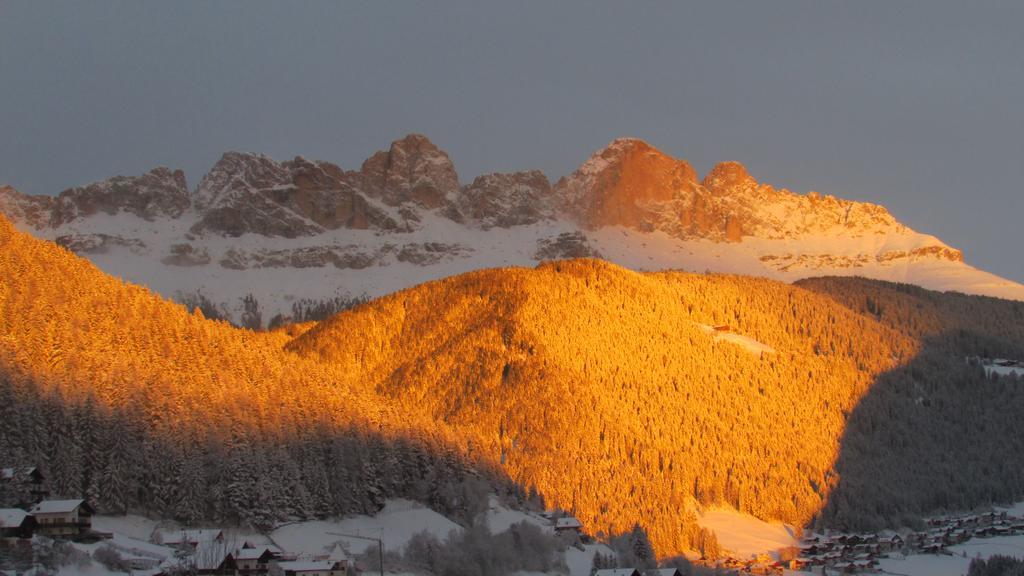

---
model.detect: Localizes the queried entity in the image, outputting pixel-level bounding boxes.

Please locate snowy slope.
[696,508,797,560]
[43,215,1021,323]
[270,499,462,556]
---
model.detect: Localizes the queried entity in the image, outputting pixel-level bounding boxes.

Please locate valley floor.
[11,499,1024,576]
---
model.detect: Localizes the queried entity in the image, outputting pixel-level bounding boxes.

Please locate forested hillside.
[4,211,1024,560]
[0,214,502,529]
[286,259,916,554]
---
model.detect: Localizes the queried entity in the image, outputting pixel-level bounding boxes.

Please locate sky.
[1,2,1022,282]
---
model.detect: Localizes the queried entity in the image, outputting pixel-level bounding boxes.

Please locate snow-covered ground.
[696,507,798,560]
[270,499,462,556]
[22,202,1024,324]
[564,543,616,576]
[54,500,1024,576]
[872,533,1024,576]
[696,324,776,356]
[485,496,552,534]
[59,516,174,576]
[90,514,160,542]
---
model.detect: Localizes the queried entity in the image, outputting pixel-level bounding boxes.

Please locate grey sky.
[1,2,1022,282]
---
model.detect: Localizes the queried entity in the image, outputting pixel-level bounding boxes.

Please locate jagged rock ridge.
[0,134,1015,321]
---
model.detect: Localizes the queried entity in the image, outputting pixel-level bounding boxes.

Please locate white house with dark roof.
[234,544,281,575]
[29,499,93,537]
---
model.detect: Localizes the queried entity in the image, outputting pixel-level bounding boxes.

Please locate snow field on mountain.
[695,508,797,560]
[270,499,462,556]
[51,212,1024,326]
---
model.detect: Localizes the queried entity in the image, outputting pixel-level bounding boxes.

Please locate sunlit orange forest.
[3,213,1024,558]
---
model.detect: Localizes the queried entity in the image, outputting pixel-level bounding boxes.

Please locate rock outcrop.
[458,170,552,228]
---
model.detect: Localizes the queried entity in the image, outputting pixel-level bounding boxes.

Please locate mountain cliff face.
[0,134,1016,321]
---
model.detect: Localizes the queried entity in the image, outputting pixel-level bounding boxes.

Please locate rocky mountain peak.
[360,133,460,209]
[52,167,191,224]
[556,138,698,230]
[0,185,58,230]
[703,161,757,195]
[189,151,401,239]
[194,151,290,210]
[458,170,553,229]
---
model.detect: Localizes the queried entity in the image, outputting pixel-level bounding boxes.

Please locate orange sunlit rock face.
[0,213,918,557]
[557,138,698,230]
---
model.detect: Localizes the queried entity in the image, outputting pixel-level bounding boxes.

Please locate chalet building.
[316,544,350,566]
[234,544,281,575]
[274,559,348,576]
[554,516,583,533]
[788,557,814,571]
[0,467,49,505]
[30,499,93,537]
[649,569,685,576]
[593,570,641,576]
[0,509,36,538]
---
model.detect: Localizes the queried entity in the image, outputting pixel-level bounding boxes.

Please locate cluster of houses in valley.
[593,565,688,569]
[784,510,1024,574]
[0,465,357,576]
[154,530,354,576]
[1,464,602,576]
[11,461,1024,576]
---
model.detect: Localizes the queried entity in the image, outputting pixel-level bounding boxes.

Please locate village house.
[29,499,93,537]
[788,557,814,571]
[274,559,348,576]
[0,509,36,539]
[593,570,641,576]
[234,542,284,576]
[0,467,49,506]
[554,516,583,533]
[315,543,350,565]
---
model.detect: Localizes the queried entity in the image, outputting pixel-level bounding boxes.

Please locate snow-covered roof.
[593,570,640,576]
[277,560,339,573]
[555,516,582,529]
[650,570,683,576]
[234,546,275,561]
[325,542,348,562]
[30,499,85,514]
[0,509,30,528]
[0,467,37,480]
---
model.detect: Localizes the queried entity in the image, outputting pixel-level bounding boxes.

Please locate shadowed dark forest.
[799,278,1024,531]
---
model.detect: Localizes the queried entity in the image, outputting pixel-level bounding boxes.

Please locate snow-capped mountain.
[2,133,1021,322]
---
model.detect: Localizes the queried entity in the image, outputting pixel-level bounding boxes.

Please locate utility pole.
[327,531,384,576]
